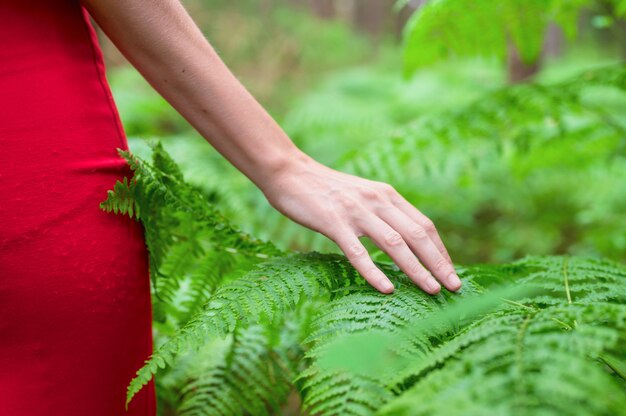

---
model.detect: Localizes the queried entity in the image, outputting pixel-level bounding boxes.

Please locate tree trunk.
[507,43,541,83]
[506,23,564,84]
[307,0,335,19]
[543,23,564,59]
[394,3,419,41]
[352,0,394,37]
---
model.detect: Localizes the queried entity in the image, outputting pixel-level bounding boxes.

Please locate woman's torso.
[0,1,156,414]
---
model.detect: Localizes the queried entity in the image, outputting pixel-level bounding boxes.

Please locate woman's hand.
[261,155,462,295]
[81,0,460,295]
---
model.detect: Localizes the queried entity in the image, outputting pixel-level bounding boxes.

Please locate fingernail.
[426,278,440,293]
[447,273,462,289]
[380,279,394,293]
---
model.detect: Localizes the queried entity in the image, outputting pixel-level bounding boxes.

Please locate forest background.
[94,1,626,414]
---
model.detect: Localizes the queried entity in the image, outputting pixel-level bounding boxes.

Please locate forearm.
[81,0,310,189]
[81,0,461,296]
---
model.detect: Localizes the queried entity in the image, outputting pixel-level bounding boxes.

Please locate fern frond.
[101,141,281,316]
[126,252,363,405]
[340,65,626,263]
[301,368,392,416]
[176,324,294,416]
[101,140,626,416]
[295,257,503,415]
[100,175,140,218]
[380,303,626,416]
[375,256,626,416]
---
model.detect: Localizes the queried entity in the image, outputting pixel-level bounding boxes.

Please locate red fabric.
[0,0,156,414]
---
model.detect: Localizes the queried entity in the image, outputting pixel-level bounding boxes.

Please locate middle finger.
[378,206,461,291]
[355,214,441,295]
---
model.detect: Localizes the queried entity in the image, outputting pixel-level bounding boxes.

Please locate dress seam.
[77,5,129,152]
[78,10,157,414]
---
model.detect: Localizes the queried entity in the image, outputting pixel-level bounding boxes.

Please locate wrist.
[255,148,317,195]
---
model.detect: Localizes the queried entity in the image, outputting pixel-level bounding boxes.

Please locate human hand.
[261,155,462,295]
[80,0,461,295]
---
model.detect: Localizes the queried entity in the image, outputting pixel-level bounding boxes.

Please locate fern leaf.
[126,253,363,405]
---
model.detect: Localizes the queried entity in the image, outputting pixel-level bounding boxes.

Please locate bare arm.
[81,0,461,294]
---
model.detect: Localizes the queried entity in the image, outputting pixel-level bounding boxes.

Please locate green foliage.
[124,251,363,407]
[281,63,500,166]
[340,64,626,263]
[100,3,626,414]
[297,277,483,416]
[100,141,280,329]
[402,0,626,75]
[174,324,295,416]
[101,144,626,415]
[108,0,374,130]
[123,63,626,264]
[303,257,626,416]
[377,257,626,416]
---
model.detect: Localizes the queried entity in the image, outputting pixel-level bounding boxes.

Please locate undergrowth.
[99,3,626,413]
[402,0,626,74]
[101,143,626,415]
[340,64,626,262]
[159,64,626,263]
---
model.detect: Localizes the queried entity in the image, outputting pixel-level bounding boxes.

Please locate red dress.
[0,1,157,414]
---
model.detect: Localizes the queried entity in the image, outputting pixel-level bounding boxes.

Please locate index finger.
[332,230,395,294]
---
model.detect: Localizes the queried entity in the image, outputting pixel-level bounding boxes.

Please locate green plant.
[99,3,626,412]
[402,0,626,76]
[315,256,626,416]
[340,64,626,263]
[108,0,375,130]
[101,142,281,329]
[101,144,626,415]
[130,63,626,264]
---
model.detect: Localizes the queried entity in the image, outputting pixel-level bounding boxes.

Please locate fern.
[101,141,626,415]
[100,141,280,325]
[297,266,525,415]
[175,324,294,416]
[124,252,363,405]
[379,300,626,416]
[402,0,626,75]
[340,65,626,263]
[310,256,626,416]
[96,2,626,412]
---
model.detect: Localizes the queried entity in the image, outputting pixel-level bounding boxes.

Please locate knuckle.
[384,231,403,247]
[408,226,429,242]
[434,257,450,273]
[346,244,367,260]
[338,197,358,210]
[408,260,423,276]
[377,202,397,215]
[361,188,384,202]
[389,196,403,206]
[363,266,379,277]
[422,218,437,234]
[379,183,395,195]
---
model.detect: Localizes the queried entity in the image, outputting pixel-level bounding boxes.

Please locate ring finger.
[356,214,441,295]
[379,206,461,291]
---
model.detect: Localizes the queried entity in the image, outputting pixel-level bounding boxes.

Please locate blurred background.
[98,0,626,265]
